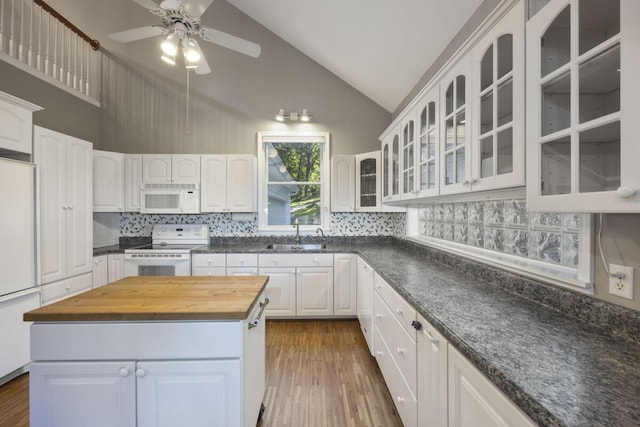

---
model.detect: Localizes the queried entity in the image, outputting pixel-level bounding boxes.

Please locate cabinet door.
[401,115,417,198]
[333,254,356,316]
[136,359,241,427]
[29,361,136,427]
[258,267,297,317]
[355,151,381,211]
[526,0,640,212]
[448,345,535,427]
[417,314,448,427]
[415,87,441,198]
[66,136,93,278]
[227,155,257,212]
[200,155,227,212]
[142,154,172,183]
[440,57,473,196]
[471,1,525,192]
[93,255,108,288]
[93,150,124,212]
[124,154,142,212]
[172,155,201,184]
[0,94,36,154]
[296,267,333,316]
[330,155,355,212]
[108,254,125,282]
[35,127,67,285]
[0,292,39,378]
[381,141,390,201]
[356,258,375,355]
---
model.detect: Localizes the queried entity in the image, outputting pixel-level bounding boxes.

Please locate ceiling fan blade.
[182,0,215,18]
[200,27,261,58]
[190,39,211,75]
[108,26,165,43]
[132,0,162,12]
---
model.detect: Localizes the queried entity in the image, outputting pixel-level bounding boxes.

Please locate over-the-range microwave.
[139,183,200,214]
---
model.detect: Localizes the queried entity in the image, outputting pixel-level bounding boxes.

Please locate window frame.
[257,131,331,234]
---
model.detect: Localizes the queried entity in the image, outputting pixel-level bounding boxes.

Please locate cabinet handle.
[396,347,405,355]
[240,260,245,265]
[617,186,636,198]
[119,367,129,377]
[397,396,406,404]
[313,258,319,264]
[376,313,382,319]
[135,368,145,378]
[411,320,422,331]
[272,259,278,265]
[424,328,439,344]
[248,297,270,330]
[65,285,71,291]
[396,308,403,316]
[375,350,384,357]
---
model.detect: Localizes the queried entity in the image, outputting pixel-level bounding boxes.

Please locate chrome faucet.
[293,218,300,244]
[316,228,325,239]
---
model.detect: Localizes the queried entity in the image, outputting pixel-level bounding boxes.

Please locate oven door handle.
[248,297,270,330]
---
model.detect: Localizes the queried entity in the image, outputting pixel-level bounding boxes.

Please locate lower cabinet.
[92,255,108,288]
[333,254,357,316]
[40,273,93,306]
[356,257,375,354]
[30,359,240,427]
[192,254,226,276]
[108,254,125,282]
[416,313,448,427]
[257,268,297,316]
[0,292,39,379]
[448,345,535,427]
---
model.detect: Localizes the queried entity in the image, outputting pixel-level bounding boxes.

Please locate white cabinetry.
[124,154,142,212]
[201,155,257,212]
[374,276,418,427]
[414,87,440,198]
[142,154,200,184]
[259,254,333,317]
[416,313,448,427]
[108,254,125,282]
[93,255,108,288]
[227,254,258,276]
[382,125,402,202]
[93,150,124,212]
[333,254,357,316]
[330,155,355,212]
[192,253,226,276]
[526,0,640,212]
[448,344,535,427]
[35,126,93,290]
[0,91,41,155]
[356,257,375,354]
[355,151,381,211]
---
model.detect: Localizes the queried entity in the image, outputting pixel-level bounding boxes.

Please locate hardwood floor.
[0,319,402,427]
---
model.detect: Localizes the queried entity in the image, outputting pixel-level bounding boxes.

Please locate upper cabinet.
[0,91,42,155]
[526,0,640,212]
[142,154,200,184]
[200,155,257,212]
[330,155,355,212]
[401,116,416,198]
[415,87,440,198]
[382,125,402,203]
[93,150,124,212]
[124,154,142,212]
[355,151,381,211]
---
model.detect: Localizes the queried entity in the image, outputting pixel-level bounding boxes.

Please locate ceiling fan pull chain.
[185,67,190,136]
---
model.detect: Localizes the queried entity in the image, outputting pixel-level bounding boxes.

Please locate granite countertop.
[94,237,640,426]
[25,276,269,321]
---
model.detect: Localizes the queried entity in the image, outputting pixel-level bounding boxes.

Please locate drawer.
[375,273,417,340]
[41,273,93,305]
[374,327,417,427]
[227,253,258,268]
[375,292,417,395]
[227,267,258,276]
[192,253,226,268]
[258,253,333,268]
[192,267,226,276]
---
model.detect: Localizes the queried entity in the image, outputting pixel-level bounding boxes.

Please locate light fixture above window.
[275,108,313,122]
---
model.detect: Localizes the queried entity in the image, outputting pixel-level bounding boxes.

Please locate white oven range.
[124,224,208,277]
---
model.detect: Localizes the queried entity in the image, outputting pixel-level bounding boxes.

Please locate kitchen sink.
[265,243,326,251]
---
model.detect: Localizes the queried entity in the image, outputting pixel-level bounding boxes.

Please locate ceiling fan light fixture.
[161,32,180,56]
[183,38,201,64]
[161,53,176,65]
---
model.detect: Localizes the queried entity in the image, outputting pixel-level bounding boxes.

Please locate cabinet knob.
[65,285,71,291]
[239,260,245,265]
[396,308,403,316]
[376,313,382,319]
[397,396,406,404]
[375,351,384,357]
[135,368,145,378]
[119,367,129,377]
[617,186,636,198]
[313,258,319,263]
[396,347,405,355]
[411,320,422,331]
[272,259,278,265]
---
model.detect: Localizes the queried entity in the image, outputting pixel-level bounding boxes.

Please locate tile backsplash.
[119,212,406,238]
[419,199,582,267]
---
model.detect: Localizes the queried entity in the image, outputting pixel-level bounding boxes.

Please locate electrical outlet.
[609,264,634,300]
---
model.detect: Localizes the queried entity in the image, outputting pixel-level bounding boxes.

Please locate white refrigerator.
[0,158,40,380]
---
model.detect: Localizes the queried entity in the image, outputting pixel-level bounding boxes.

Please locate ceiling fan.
[108,0,261,75]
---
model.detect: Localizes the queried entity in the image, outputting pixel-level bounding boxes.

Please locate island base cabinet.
[448,345,535,427]
[29,361,136,427]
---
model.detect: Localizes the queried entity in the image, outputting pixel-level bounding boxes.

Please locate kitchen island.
[24,276,269,427]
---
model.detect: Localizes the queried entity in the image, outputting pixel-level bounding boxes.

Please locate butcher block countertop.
[24,276,269,322]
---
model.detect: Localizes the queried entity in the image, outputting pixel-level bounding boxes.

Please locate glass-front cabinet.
[526,0,640,212]
[401,116,416,198]
[440,58,473,196]
[382,125,402,203]
[415,86,440,198]
[355,151,381,211]
[471,0,525,192]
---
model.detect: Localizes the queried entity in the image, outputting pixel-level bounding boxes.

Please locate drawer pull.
[65,285,72,291]
[135,368,145,378]
[411,320,422,331]
[396,308,403,316]
[376,313,382,319]
[119,368,129,377]
[375,350,384,357]
[424,329,439,344]
[248,298,270,330]
[396,347,405,355]
[397,396,406,404]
